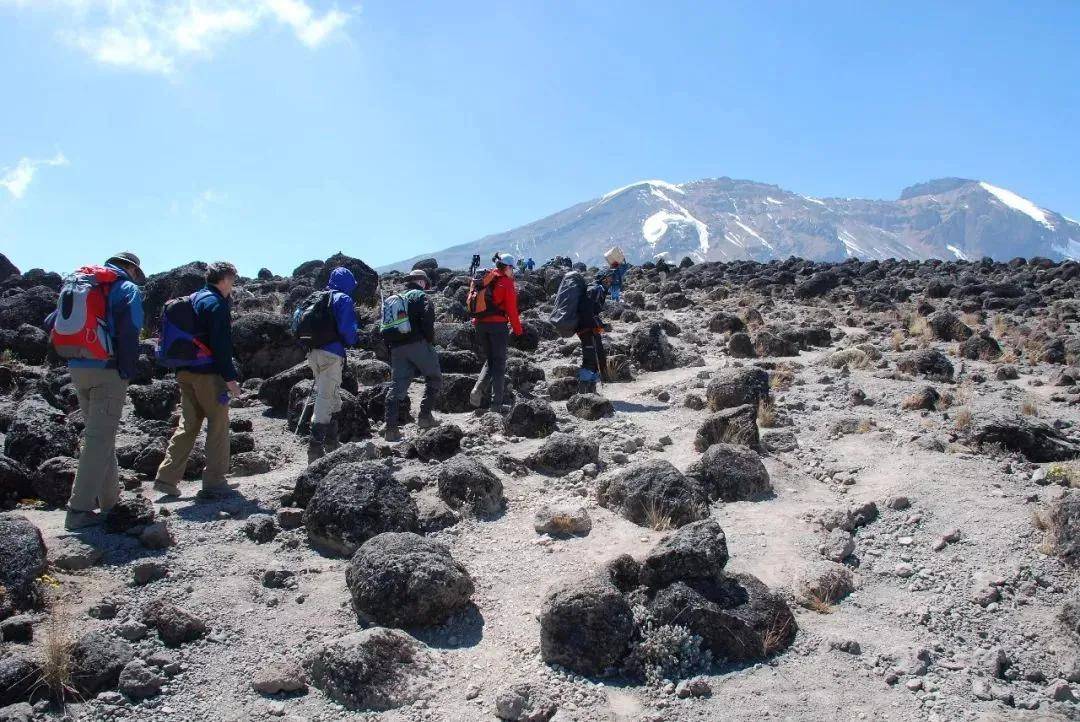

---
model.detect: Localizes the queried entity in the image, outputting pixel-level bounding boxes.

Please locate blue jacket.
[611,262,629,290]
[321,267,360,358]
[64,263,144,381]
[189,285,239,382]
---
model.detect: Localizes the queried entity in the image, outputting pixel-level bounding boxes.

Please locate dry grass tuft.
[35,595,77,702]
[757,397,777,428]
[953,406,974,432]
[856,418,874,434]
[761,611,795,656]
[1020,397,1039,417]
[769,364,795,391]
[802,589,834,614]
[889,329,905,352]
[908,316,932,343]
[642,500,675,532]
[1046,463,1080,488]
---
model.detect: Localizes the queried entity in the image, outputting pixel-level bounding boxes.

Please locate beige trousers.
[156,371,230,487]
[307,349,344,425]
[68,367,128,512]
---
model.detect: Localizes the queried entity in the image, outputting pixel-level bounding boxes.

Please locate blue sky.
[2,1,1078,276]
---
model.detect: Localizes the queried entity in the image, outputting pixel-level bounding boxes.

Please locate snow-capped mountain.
[386,177,1080,270]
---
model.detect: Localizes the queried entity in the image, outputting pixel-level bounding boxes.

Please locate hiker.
[577,270,614,393]
[46,252,145,530]
[300,267,360,460]
[153,261,242,500]
[468,254,481,277]
[525,257,535,273]
[604,246,629,302]
[468,252,523,413]
[380,269,441,442]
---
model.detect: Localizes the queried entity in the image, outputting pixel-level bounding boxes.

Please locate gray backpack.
[549,271,586,337]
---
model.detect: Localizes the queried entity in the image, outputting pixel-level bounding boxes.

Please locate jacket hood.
[327,267,358,295]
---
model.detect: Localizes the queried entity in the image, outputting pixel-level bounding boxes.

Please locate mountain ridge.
[383,176,1080,271]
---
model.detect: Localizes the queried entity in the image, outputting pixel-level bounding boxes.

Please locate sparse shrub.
[953,406,973,432]
[855,418,873,434]
[641,499,674,532]
[622,605,713,686]
[761,609,796,656]
[1,349,14,364]
[999,348,1018,364]
[770,364,795,391]
[889,330,905,352]
[824,348,869,370]
[908,316,932,344]
[757,397,777,428]
[1020,397,1039,417]
[1046,463,1080,488]
[36,594,76,702]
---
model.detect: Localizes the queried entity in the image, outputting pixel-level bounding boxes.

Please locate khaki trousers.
[307,349,344,425]
[156,371,230,487]
[68,367,128,512]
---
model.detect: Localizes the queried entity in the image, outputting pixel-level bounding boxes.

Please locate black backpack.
[291,290,339,348]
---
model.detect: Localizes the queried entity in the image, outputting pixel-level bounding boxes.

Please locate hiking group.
[43,246,631,532]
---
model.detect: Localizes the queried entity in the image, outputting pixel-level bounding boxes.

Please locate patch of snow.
[723,231,744,249]
[1065,216,1078,226]
[979,181,1054,229]
[639,188,710,255]
[1051,239,1080,260]
[765,196,784,205]
[802,195,827,207]
[946,244,968,261]
[733,220,774,250]
[600,179,684,203]
[837,229,868,258]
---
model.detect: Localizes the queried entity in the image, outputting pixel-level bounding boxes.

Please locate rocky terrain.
[2,250,1080,721]
[387,177,1080,270]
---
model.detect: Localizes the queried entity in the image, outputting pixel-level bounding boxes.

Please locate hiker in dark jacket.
[45,252,146,530]
[154,261,241,500]
[381,269,441,442]
[307,267,360,459]
[577,270,614,394]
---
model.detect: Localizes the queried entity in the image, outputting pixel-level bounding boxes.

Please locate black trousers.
[578,330,607,378]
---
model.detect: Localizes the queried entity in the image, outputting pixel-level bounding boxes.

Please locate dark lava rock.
[141,597,208,646]
[597,459,709,529]
[694,404,759,452]
[436,457,506,517]
[525,433,600,475]
[345,532,474,627]
[303,461,419,556]
[566,393,614,421]
[503,399,558,438]
[540,574,634,676]
[31,456,78,507]
[70,630,135,696]
[306,628,431,711]
[685,443,772,501]
[706,368,770,412]
[413,424,463,462]
[128,380,180,421]
[639,519,730,588]
[0,514,46,620]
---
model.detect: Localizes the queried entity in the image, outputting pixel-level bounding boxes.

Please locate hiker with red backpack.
[379,269,441,442]
[153,262,241,500]
[292,267,360,460]
[467,252,523,414]
[46,252,146,530]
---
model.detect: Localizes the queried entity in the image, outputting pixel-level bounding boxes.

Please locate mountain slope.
[386,177,1080,270]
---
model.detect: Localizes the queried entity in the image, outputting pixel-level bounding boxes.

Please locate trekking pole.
[296,383,316,437]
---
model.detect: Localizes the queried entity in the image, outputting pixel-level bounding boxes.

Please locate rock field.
[2,252,1080,721]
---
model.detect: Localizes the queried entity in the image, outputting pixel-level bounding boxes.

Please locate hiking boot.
[307,440,326,463]
[64,510,101,530]
[196,482,240,501]
[152,480,181,498]
[326,416,342,451]
[308,423,328,461]
[382,426,402,443]
[469,386,484,409]
[416,412,438,430]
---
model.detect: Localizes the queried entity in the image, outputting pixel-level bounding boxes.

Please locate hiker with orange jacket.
[468,252,523,414]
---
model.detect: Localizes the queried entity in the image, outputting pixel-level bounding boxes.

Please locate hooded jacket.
[320,267,360,358]
[51,263,145,381]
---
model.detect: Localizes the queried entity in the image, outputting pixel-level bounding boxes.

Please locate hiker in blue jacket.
[46,252,146,530]
[609,261,629,302]
[307,267,360,458]
[155,262,242,500]
[577,270,614,394]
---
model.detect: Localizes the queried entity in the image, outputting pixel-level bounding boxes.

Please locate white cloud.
[4,0,353,74]
[192,188,226,221]
[0,152,69,200]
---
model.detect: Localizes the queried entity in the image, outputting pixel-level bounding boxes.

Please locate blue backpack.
[157,290,215,369]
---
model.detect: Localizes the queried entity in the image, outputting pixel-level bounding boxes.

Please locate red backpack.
[50,265,119,360]
[466,269,502,318]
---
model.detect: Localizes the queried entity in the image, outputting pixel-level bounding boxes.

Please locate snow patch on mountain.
[946,244,968,261]
[979,182,1054,229]
[599,179,684,203]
